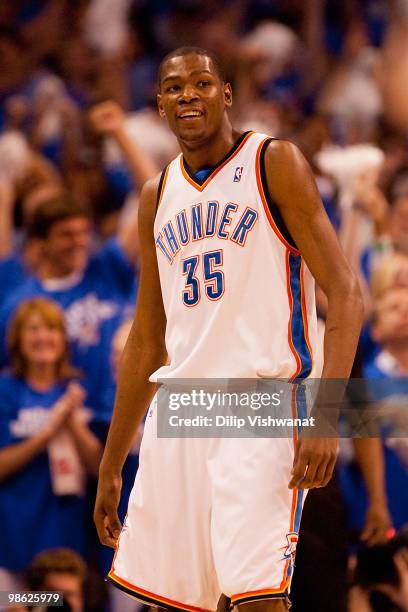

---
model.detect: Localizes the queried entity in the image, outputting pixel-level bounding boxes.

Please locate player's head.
[157,47,232,145]
[28,195,92,276]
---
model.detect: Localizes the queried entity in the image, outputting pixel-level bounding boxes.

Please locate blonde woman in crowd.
[0,297,102,592]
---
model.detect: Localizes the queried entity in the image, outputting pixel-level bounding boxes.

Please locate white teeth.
[179,110,202,118]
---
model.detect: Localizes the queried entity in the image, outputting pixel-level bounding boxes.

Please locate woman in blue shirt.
[0,297,102,585]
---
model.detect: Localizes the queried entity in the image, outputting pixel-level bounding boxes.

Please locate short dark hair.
[27,195,90,239]
[26,548,87,591]
[158,46,225,88]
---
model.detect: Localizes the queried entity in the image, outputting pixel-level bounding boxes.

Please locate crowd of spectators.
[1,0,408,611]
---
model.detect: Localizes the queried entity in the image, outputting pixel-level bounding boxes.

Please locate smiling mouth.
[178,110,204,119]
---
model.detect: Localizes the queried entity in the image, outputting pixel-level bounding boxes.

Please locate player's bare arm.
[264,140,364,490]
[94,173,167,548]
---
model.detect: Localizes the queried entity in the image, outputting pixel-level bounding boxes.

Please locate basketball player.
[94,47,364,611]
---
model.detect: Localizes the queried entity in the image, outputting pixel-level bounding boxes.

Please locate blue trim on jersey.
[293,385,306,531]
[194,167,212,183]
[287,383,305,577]
[181,131,252,187]
[294,384,307,420]
[286,485,304,578]
[294,489,304,533]
[288,254,312,380]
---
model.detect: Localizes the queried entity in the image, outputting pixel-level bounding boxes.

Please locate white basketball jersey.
[151,131,318,380]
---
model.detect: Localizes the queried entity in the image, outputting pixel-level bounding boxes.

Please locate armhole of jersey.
[156,164,170,212]
[259,138,298,252]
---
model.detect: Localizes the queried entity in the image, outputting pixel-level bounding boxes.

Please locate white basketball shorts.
[108,396,306,611]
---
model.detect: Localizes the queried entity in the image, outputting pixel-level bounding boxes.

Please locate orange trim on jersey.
[290,384,299,446]
[158,164,170,207]
[289,487,299,533]
[109,510,128,575]
[273,488,298,592]
[273,367,302,590]
[255,139,299,256]
[300,259,314,373]
[286,393,300,566]
[230,580,291,604]
[285,249,302,381]
[179,131,254,192]
[108,571,212,612]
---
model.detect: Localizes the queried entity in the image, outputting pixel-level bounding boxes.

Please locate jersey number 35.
[182,249,225,307]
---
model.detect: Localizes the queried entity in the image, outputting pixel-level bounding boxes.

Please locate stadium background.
[1,1,408,611]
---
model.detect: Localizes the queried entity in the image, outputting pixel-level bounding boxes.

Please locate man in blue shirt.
[0,195,139,422]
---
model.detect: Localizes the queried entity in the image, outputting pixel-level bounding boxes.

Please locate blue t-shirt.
[0,239,138,422]
[339,357,408,531]
[0,255,29,307]
[0,374,88,571]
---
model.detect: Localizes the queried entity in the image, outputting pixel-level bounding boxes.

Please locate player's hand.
[288,436,338,489]
[88,100,126,137]
[94,469,122,548]
[361,501,394,545]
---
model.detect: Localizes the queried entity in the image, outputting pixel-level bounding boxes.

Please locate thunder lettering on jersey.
[151,131,318,380]
[156,202,258,264]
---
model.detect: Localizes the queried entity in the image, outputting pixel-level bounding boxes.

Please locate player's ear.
[157,94,166,119]
[223,83,232,108]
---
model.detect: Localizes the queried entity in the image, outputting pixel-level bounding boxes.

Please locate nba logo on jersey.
[233,166,243,182]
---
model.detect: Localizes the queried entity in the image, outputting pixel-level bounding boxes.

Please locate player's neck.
[179,121,240,173]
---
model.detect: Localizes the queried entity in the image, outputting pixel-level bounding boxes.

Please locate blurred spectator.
[83,0,133,59]
[366,287,408,380]
[25,545,108,612]
[291,434,392,612]
[87,99,160,189]
[339,287,408,552]
[350,528,408,611]
[0,298,102,586]
[317,20,382,144]
[359,195,408,291]
[0,132,63,303]
[0,27,31,129]
[378,12,408,133]
[0,131,62,220]
[371,254,408,301]
[0,192,139,423]
[26,548,87,612]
